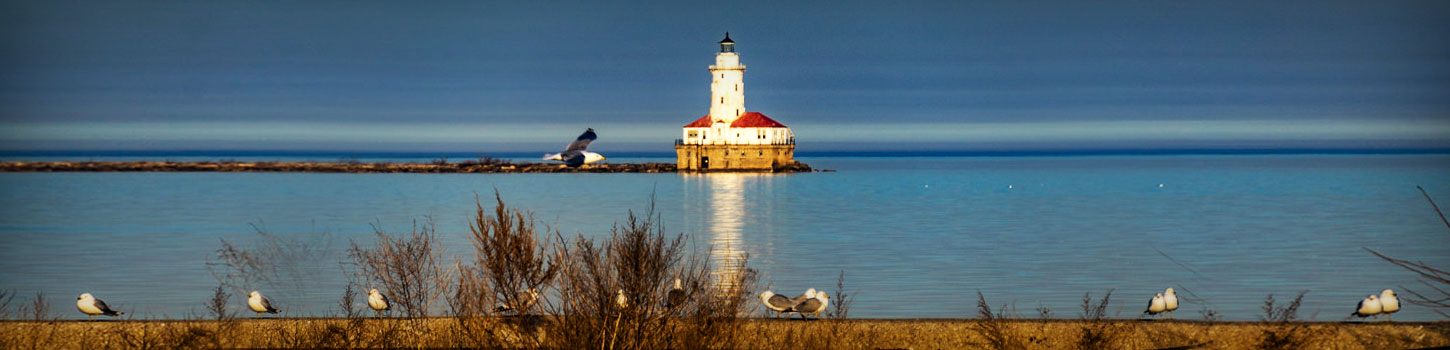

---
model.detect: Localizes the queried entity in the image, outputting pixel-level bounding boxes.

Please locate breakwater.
[0,160,816,173]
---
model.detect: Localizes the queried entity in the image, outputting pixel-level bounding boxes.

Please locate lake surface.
[2,154,1448,321]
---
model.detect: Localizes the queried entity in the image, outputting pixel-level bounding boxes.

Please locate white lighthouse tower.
[675,33,796,171]
[709,33,746,124]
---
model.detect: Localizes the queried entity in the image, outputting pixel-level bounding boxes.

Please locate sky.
[2,0,1448,154]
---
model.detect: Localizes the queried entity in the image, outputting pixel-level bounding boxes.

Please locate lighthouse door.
[700,157,710,169]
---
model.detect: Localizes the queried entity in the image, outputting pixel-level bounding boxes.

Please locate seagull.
[543,128,605,167]
[759,290,797,318]
[493,288,539,315]
[367,288,390,316]
[248,291,280,317]
[1351,294,1382,321]
[1144,293,1166,320]
[665,278,687,310]
[790,288,817,306]
[76,293,123,320]
[1163,288,1179,320]
[790,291,830,320]
[1379,289,1400,321]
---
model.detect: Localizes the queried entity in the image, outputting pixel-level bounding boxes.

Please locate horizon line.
[3,147,1448,160]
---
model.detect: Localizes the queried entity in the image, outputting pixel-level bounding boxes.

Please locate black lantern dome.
[719,32,735,53]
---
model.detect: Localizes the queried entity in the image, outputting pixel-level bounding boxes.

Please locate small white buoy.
[924,184,929,188]
[1008,185,1013,189]
[1158,184,1165,188]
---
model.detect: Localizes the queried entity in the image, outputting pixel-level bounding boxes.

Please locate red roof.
[684,115,712,127]
[682,112,787,128]
[731,112,787,127]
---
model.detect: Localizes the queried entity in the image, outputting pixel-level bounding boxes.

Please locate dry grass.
[2,318,1445,349]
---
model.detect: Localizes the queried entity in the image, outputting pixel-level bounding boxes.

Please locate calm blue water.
[1,155,1448,321]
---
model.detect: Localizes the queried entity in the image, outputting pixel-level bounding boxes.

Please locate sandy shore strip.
[2,318,1446,349]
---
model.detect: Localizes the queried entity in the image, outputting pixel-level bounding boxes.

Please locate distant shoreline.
[0,160,818,174]
[2,147,1447,160]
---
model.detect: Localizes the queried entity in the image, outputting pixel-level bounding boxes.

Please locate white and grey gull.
[76,293,123,320]
[758,290,799,319]
[1379,289,1400,321]
[789,291,830,320]
[543,128,605,167]
[1143,292,1166,320]
[665,278,687,310]
[367,288,391,316]
[493,288,539,315]
[1351,294,1382,321]
[248,290,280,317]
[1163,287,1179,319]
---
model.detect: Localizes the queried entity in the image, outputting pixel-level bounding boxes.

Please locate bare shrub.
[1257,291,1315,349]
[447,191,559,348]
[548,198,752,349]
[1036,303,1053,320]
[674,253,757,350]
[468,192,557,316]
[969,291,1027,350]
[207,223,338,304]
[29,292,49,321]
[1081,289,1113,320]
[206,284,233,321]
[1260,291,1306,322]
[1077,289,1127,350]
[347,218,450,318]
[338,284,360,318]
[0,290,14,320]
[827,270,853,320]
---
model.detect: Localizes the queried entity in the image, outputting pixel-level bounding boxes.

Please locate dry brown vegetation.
[1,318,1447,349]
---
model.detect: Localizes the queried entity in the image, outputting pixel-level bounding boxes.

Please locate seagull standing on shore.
[367,288,391,316]
[759,290,797,318]
[1352,294,1382,320]
[1163,288,1179,320]
[1379,289,1400,321]
[791,288,817,305]
[790,292,830,320]
[1144,293,1167,319]
[543,128,605,167]
[616,289,629,311]
[494,288,539,315]
[248,291,280,317]
[76,293,123,320]
[666,278,687,310]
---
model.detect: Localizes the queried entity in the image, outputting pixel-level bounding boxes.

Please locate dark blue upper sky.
[2,0,1447,153]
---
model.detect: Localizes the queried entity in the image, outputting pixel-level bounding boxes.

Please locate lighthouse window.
[735,84,738,91]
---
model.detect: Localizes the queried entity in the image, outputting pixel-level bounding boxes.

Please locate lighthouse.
[675,33,796,171]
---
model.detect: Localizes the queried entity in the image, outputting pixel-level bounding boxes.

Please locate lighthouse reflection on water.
[682,173,777,293]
